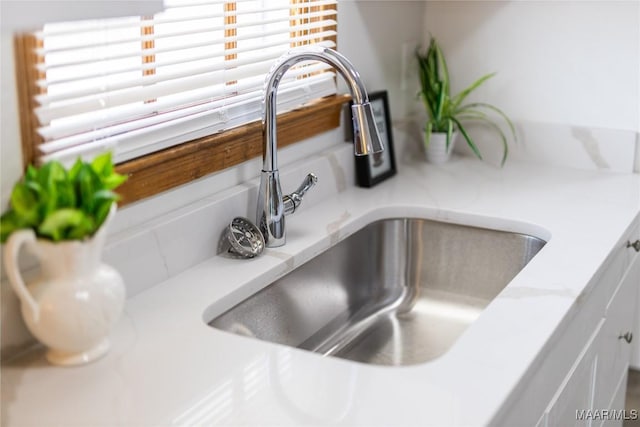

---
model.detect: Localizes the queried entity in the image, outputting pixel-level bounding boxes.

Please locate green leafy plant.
[416,37,516,165]
[0,152,127,243]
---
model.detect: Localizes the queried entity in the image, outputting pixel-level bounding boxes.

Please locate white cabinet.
[546,250,639,427]
[543,254,639,427]
[594,255,640,413]
[629,220,640,369]
[495,221,640,427]
[600,371,630,427]
[546,320,602,427]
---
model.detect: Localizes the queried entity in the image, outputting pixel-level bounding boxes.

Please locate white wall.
[1,32,22,209]
[338,1,424,120]
[423,1,640,132]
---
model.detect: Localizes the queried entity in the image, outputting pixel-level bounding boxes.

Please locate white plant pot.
[4,206,125,366]
[424,132,458,164]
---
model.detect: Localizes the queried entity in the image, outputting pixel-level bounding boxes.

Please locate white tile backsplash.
[454,121,639,173]
[154,191,251,277]
[515,122,638,173]
[102,231,169,298]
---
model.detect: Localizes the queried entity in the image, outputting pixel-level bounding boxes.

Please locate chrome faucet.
[257,46,384,247]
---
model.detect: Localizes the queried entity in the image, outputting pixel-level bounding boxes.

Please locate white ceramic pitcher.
[4,206,125,366]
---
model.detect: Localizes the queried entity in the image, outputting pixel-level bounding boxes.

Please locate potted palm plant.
[416,37,516,165]
[1,152,128,365]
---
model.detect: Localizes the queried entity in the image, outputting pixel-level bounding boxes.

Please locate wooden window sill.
[115,94,350,205]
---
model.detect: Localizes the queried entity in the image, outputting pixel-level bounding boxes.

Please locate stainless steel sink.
[209,218,546,366]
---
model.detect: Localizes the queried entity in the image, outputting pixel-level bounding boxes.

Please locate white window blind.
[33,0,338,164]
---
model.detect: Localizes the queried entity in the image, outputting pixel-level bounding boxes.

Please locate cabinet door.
[547,320,603,427]
[599,370,629,427]
[623,222,640,368]
[594,255,640,412]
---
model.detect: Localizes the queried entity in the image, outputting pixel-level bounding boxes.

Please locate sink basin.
[208,218,546,366]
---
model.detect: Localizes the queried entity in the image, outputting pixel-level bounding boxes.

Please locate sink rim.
[203,210,552,326]
[202,211,550,366]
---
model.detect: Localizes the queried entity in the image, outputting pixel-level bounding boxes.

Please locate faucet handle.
[293,173,318,197]
[284,173,318,215]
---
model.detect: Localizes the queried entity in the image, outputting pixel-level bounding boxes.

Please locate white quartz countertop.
[2,156,640,426]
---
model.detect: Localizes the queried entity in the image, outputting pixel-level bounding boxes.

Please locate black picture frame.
[350,90,397,188]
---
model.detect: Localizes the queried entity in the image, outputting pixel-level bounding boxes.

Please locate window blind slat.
[39,73,336,164]
[40,73,335,154]
[36,40,335,104]
[37,8,336,54]
[38,31,336,87]
[37,62,333,124]
[163,0,257,8]
[37,19,337,71]
[38,67,334,140]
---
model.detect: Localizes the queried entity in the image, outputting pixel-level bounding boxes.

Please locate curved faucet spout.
[262,46,384,172]
[258,46,384,248]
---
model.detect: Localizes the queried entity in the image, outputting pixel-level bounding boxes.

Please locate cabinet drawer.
[598,220,640,312]
[594,255,640,411]
[623,220,640,274]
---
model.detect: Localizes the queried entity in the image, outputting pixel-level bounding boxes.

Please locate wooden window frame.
[14,2,344,207]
